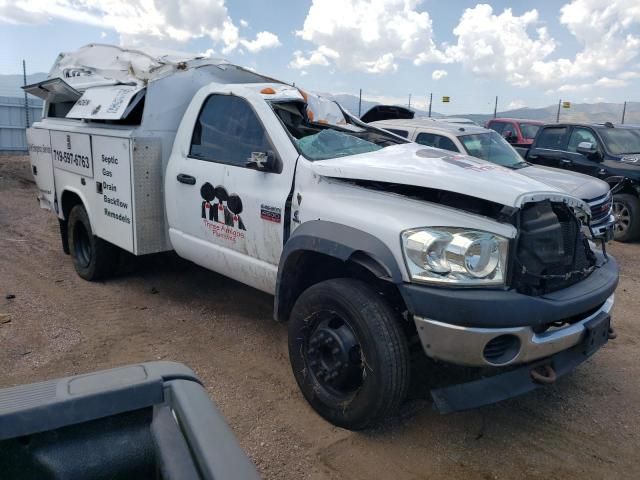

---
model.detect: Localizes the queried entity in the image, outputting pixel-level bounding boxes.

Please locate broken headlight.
[401,228,509,286]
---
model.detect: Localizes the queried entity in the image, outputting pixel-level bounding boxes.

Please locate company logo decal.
[200,183,246,243]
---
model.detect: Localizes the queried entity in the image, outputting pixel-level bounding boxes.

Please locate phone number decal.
[52,149,91,170]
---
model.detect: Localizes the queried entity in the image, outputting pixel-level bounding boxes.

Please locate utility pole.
[358,88,362,117]
[622,101,627,124]
[493,96,498,118]
[428,92,432,118]
[556,99,561,123]
[408,93,411,109]
[22,59,30,129]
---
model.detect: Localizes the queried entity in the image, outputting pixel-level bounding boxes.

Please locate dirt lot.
[1,154,639,479]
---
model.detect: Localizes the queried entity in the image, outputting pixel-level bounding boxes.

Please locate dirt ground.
[1,154,639,479]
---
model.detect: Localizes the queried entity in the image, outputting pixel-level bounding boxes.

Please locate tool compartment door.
[26,128,56,211]
[92,135,134,252]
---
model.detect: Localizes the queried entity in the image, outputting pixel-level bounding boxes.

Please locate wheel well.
[275,250,407,324]
[61,190,84,220]
[59,191,84,255]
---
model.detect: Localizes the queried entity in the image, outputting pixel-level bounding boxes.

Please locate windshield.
[460,131,527,168]
[271,90,405,161]
[519,123,540,140]
[296,129,382,160]
[598,128,640,155]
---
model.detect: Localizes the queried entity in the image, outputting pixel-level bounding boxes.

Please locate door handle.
[177,173,196,185]
[561,158,573,166]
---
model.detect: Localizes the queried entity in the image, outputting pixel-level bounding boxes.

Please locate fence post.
[428,93,432,117]
[494,96,498,118]
[622,101,627,124]
[556,99,561,123]
[358,89,362,117]
[408,93,411,109]
[23,59,30,129]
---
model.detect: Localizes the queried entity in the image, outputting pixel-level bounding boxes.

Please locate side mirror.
[246,150,281,172]
[576,141,600,160]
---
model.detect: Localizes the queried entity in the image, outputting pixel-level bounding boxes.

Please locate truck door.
[26,128,56,212]
[166,91,298,294]
[561,127,605,177]
[527,125,570,168]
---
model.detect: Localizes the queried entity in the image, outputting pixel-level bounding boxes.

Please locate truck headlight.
[401,228,509,285]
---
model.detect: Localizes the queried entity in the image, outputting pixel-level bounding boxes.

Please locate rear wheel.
[67,205,118,280]
[613,193,640,242]
[288,278,410,430]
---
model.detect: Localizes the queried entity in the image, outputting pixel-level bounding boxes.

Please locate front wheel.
[67,204,118,280]
[288,278,410,430]
[613,193,640,242]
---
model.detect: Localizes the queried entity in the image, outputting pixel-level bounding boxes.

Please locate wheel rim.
[613,201,631,235]
[73,221,92,268]
[305,313,364,398]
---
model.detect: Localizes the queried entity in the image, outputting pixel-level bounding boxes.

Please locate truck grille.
[511,200,596,295]
[588,192,613,225]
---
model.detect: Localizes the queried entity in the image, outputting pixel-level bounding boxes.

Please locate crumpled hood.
[520,165,610,200]
[311,143,582,208]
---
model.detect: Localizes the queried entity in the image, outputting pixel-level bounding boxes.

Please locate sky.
[0,0,639,114]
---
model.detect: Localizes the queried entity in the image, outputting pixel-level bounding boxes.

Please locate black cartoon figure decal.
[200,182,216,220]
[200,182,246,230]
[227,194,246,230]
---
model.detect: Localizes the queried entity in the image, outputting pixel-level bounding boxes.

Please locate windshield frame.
[458,130,528,168]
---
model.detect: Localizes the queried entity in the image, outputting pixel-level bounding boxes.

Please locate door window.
[415,132,459,152]
[385,128,409,138]
[567,128,598,152]
[190,95,272,167]
[488,121,505,134]
[536,127,569,149]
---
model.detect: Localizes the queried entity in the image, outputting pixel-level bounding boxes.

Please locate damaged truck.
[24,44,619,430]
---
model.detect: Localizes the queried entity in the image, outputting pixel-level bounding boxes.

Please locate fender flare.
[274,220,404,321]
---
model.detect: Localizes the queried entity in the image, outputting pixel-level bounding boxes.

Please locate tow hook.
[530,364,557,385]
[608,326,617,340]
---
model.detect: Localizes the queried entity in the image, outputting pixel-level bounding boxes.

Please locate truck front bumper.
[414,294,613,367]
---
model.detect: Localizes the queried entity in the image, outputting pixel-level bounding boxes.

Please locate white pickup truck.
[25,44,619,430]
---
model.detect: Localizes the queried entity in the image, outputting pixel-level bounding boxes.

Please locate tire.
[67,204,118,280]
[613,193,640,242]
[288,278,410,430]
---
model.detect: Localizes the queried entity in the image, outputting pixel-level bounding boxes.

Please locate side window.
[536,127,569,150]
[415,132,459,152]
[190,94,272,167]
[567,128,598,153]
[488,121,505,134]
[385,128,409,138]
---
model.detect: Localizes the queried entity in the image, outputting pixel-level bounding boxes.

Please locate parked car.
[526,122,640,242]
[369,119,615,241]
[486,118,544,152]
[437,117,478,126]
[25,44,618,429]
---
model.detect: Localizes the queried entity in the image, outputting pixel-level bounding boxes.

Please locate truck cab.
[25,45,619,430]
[527,123,640,241]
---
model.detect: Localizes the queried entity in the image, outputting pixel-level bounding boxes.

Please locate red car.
[485,118,543,148]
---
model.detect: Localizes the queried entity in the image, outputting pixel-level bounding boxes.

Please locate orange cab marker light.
[260,87,276,94]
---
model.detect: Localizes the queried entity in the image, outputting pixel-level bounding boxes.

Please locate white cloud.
[0,0,279,55]
[240,31,281,53]
[291,0,445,74]
[431,69,447,80]
[507,99,526,109]
[239,19,248,28]
[100,31,107,39]
[594,77,628,88]
[445,5,556,87]
[530,0,640,84]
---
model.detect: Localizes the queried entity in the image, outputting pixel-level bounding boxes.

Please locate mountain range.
[2,72,638,125]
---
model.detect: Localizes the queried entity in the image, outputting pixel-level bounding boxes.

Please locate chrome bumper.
[414,294,614,367]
